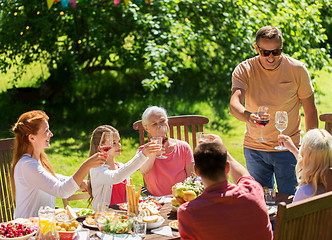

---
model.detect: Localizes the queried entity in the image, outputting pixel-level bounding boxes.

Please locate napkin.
[151,226,173,237]
[96,232,141,240]
[76,229,90,240]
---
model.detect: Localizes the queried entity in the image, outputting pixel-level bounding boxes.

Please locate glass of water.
[134,221,147,238]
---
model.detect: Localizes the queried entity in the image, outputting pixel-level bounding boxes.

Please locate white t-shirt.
[90,151,148,210]
[14,154,79,218]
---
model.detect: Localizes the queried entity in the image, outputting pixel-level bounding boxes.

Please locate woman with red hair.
[11,110,106,218]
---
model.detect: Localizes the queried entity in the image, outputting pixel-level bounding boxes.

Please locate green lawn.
[1,64,330,208]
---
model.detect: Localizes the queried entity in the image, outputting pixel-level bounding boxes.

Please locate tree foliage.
[0,0,330,131]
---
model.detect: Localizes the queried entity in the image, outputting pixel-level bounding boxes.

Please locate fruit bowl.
[95,212,133,234]
[0,223,37,240]
[58,224,82,240]
[0,231,37,240]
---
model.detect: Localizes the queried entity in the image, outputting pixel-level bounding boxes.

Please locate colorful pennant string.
[46,0,150,9]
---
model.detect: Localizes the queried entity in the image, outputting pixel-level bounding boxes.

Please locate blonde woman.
[88,125,159,210]
[278,129,332,202]
[11,110,106,218]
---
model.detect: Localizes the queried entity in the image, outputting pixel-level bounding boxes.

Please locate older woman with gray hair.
[137,106,194,196]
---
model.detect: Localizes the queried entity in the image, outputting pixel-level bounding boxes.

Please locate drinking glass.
[133,221,147,238]
[97,201,110,213]
[197,132,210,144]
[155,124,168,159]
[274,111,288,150]
[264,188,276,205]
[99,132,113,153]
[151,137,165,159]
[256,106,270,142]
[37,206,59,240]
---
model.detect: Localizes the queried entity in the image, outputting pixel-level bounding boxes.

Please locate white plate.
[146,218,165,229]
[82,220,98,229]
[267,205,278,215]
[169,220,178,230]
[0,230,37,240]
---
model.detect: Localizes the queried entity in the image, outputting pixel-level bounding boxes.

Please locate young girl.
[278,129,332,202]
[11,110,106,218]
[88,125,159,210]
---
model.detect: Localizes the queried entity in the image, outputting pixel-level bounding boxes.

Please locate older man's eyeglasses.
[257,44,282,57]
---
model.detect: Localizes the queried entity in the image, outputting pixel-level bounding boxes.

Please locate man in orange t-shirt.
[230,26,318,195]
[178,136,273,240]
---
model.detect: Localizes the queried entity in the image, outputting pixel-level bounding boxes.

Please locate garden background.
[0,0,331,208]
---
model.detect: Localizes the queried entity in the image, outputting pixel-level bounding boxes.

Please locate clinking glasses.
[257,44,282,57]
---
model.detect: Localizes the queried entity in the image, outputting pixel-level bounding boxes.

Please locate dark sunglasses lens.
[273,49,282,56]
[261,49,282,57]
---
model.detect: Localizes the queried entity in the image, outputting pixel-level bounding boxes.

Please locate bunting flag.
[114,0,121,6]
[61,0,69,8]
[47,0,55,9]
[69,0,77,8]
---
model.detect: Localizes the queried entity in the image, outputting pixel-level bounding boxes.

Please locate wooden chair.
[327,167,332,192]
[62,188,90,208]
[319,113,332,134]
[0,138,15,222]
[274,191,332,240]
[133,115,209,150]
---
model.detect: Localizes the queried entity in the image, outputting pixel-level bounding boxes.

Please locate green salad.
[96,214,133,234]
[77,208,94,217]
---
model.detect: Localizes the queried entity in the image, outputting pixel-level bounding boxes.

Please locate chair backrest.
[274,191,332,240]
[327,167,332,192]
[319,113,332,134]
[133,115,209,150]
[62,189,90,208]
[0,138,15,222]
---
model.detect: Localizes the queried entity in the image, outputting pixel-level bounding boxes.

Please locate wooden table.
[80,202,180,240]
[268,193,293,221]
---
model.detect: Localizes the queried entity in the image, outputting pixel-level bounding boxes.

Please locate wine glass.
[151,137,164,158]
[197,132,210,144]
[155,124,168,159]
[256,106,270,142]
[274,111,288,150]
[99,132,113,153]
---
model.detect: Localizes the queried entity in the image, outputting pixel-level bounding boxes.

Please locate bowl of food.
[95,212,133,234]
[56,220,81,240]
[142,215,165,229]
[0,222,37,240]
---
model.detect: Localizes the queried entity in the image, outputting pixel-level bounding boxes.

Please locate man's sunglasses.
[257,44,282,57]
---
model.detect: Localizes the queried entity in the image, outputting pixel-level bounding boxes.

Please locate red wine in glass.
[99,132,113,153]
[162,137,168,145]
[256,119,270,126]
[256,106,270,142]
[100,146,111,152]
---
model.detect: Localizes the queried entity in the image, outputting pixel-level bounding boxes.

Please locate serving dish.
[169,220,178,230]
[145,217,165,230]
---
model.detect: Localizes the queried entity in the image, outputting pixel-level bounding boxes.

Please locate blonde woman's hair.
[296,129,332,196]
[10,110,56,200]
[87,125,118,206]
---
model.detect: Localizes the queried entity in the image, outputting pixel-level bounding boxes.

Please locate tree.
[0,0,330,130]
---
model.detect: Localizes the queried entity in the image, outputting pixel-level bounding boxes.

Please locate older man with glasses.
[230,26,318,195]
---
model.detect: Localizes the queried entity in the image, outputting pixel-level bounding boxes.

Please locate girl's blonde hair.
[87,125,118,205]
[296,129,332,196]
[10,110,56,199]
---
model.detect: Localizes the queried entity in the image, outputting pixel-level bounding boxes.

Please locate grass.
[1,63,331,208]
